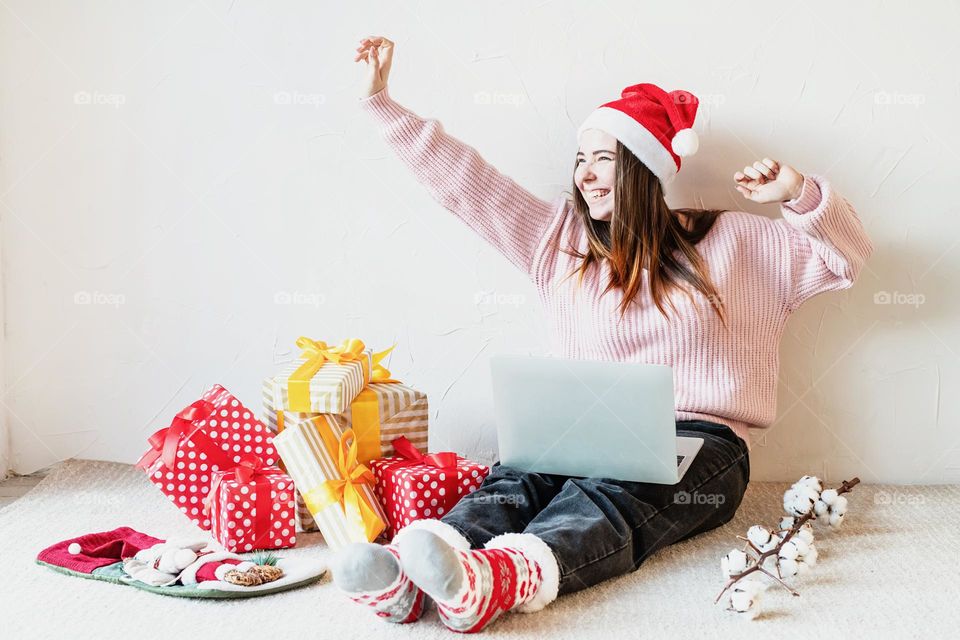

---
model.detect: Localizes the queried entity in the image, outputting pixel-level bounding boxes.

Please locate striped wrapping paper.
[273,414,389,551]
[260,379,310,433]
[265,349,373,414]
[261,380,431,532]
[261,381,429,454]
[337,383,429,456]
[261,380,318,532]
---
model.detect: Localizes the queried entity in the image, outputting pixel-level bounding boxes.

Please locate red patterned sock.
[397,531,548,633]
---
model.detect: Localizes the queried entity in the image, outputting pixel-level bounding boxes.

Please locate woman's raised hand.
[355,36,394,99]
[734,158,805,204]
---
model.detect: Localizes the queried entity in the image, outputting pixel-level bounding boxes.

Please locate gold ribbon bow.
[286,337,399,413]
[301,428,386,543]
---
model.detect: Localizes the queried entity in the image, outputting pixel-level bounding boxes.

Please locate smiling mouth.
[588,189,610,202]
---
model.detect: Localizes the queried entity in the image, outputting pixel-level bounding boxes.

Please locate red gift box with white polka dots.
[208,467,297,552]
[369,455,490,540]
[138,384,279,530]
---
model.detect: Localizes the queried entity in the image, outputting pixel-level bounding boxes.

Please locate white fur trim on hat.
[484,533,560,613]
[578,106,679,184]
[392,518,472,551]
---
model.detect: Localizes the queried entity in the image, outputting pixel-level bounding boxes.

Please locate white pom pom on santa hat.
[671,128,699,157]
[68,543,82,554]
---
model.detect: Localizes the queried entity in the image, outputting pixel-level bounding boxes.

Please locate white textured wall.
[1,1,956,483]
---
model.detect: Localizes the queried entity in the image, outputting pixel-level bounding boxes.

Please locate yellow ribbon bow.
[287,337,399,412]
[302,428,386,543]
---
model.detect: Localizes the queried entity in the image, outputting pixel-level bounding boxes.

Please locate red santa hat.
[577,82,700,184]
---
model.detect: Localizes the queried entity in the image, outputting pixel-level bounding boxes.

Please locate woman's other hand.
[734,158,805,203]
[355,36,394,98]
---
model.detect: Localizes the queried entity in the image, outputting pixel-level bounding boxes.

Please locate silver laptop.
[490,355,703,485]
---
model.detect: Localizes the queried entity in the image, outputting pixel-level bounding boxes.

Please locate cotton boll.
[784,486,819,517]
[832,495,848,515]
[728,589,753,611]
[722,549,749,577]
[728,589,762,620]
[796,526,815,545]
[777,557,800,577]
[739,604,762,620]
[813,499,830,516]
[785,495,813,517]
[797,560,811,575]
[784,503,802,518]
[779,516,796,530]
[796,475,823,493]
[778,541,800,561]
[789,485,820,504]
[791,537,810,556]
[784,502,804,518]
[819,489,838,506]
[747,525,774,549]
[803,544,818,566]
[828,511,845,528]
[797,485,821,504]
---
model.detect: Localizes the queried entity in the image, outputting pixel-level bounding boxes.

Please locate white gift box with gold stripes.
[272,414,389,551]
[265,349,372,415]
[262,380,430,532]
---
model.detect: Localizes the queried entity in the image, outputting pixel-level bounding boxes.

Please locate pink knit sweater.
[359,86,874,451]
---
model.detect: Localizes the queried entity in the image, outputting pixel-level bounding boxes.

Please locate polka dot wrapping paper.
[207,467,297,552]
[137,384,279,531]
[369,453,490,540]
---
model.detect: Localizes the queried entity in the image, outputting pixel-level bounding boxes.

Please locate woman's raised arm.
[355,37,559,279]
[776,175,875,313]
[734,158,874,314]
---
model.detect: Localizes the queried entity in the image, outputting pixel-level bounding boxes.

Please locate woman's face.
[575,128,618,221]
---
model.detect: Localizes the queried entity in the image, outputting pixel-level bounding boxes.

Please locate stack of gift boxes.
[136,337,489,553]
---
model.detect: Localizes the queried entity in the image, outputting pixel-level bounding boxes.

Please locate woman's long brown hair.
[559,140,729,328]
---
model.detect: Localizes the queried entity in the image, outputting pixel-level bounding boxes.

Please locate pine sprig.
[250,550,281,566]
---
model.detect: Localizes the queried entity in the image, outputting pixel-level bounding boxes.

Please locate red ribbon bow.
[205,453,270,516]
[136,399,216,471]
[391,436,458,469]
[232,453,267,484]
[386,436,462,515]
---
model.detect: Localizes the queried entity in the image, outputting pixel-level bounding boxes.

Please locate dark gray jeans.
[440,420,750,595]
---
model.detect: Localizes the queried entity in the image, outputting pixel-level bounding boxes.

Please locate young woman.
[332,36,874,633]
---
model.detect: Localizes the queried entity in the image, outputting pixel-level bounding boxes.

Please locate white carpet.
[3,460,958,639]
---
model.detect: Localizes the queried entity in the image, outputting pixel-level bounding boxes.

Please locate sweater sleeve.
[776,174,874,313]
[358,86,557,279]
